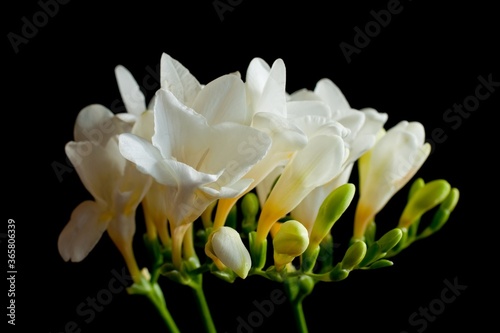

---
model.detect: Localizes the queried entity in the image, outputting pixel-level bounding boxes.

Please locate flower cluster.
[58,53,459,333]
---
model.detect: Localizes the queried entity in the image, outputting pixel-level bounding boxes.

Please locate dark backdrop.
[5,1,498,332]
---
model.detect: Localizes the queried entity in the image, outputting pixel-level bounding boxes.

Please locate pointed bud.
[310,183,355,247]
[416,187,460,238]
[273,220,309,270]
[341,240,367,271]
[205,227,251,279]
[329,265,350,282]
[376,228,403,253]
[242,192,260,232]
[408,177,425,199]
[399,179,451,229]
[368,259,393,269]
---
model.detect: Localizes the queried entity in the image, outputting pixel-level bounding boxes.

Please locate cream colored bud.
[205,227,252,279]
[273,220,309,270]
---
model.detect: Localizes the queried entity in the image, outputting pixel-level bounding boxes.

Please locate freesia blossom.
[353,120,431,240]
[254,116,349,244]
[118,87,272,268]
[58,104,152,282]
[213,57,308,227]
[288,78,388,233]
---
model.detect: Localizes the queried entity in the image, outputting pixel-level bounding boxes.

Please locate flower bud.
[399,179,451,229]
[341,240,367,271]
[376,228,403,253]
[205,227,251,279]
[273,220,309,270]
[310,183,355,247]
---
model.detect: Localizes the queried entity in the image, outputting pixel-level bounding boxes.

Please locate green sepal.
[210,263,238,283]
[249,231,267,270]
[301,245,320,273]
[264,266,286,282]
[364,220,377,246]
[317,234,335,273]
[143,233,163,270]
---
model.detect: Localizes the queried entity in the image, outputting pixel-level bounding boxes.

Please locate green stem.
[146,285,181,333]
[190,277,217,333]
[129,279,181,333]
[290,300,308,333]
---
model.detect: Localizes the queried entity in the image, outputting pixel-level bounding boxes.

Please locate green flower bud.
[242,192,260,232]
[273,220,309,270]
[298,275,315,297]
[408,177,425,199]
[310,183,356,247]
[376,228,403,253]
[329,267,350,282]
[341,240,367,271]
[422,187,460,235]
[368,259,394,269]
[399,179,451,229]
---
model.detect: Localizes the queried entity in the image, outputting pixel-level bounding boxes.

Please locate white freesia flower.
[58,104,152,282]
[255,129,349,244]
[119,88,272,268]
[213,57,308,227]
[353,120,431,240]
[288,78,388,232]
[205,226,252,279]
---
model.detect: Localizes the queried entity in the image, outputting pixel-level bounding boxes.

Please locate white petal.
[152,88,209,162]
[119,133,179,186]
[160,53,202,106]
[115,65,146,116]
[286,100,332,118]
[201,122,272,183]
[58,201,109,262]
[262,135,347,220]
[245,57,271,102]
[314,78,350,113]
[73,104,120,143]
[65,139,125,204]
[192,74,249,125]
[256,58,287,117]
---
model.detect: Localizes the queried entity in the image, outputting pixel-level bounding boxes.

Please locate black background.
[4,0,498,332]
